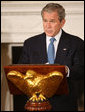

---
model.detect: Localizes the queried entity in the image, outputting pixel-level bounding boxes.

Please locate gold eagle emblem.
[7,70,63,101]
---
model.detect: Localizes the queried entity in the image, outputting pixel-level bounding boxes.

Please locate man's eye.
[43,20,47,22]
[43,19,56,23]
[50,20,55,23]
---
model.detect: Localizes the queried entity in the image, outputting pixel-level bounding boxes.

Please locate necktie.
[47,37,56,64]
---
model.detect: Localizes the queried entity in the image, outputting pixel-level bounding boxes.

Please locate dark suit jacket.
[18,30,84,111]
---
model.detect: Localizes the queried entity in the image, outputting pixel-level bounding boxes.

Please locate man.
[18,3,84,111]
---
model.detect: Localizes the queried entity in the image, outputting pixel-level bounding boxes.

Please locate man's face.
[42,11,65,37]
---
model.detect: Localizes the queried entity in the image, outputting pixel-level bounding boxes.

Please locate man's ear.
[61,19,66,28]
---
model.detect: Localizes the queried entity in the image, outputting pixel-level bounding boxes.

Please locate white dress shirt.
[46,29,62,58]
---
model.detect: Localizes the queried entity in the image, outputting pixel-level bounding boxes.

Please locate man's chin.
[45,33,54,37]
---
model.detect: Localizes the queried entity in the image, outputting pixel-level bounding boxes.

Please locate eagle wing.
[7,70,34,96]
[37,71,63,98]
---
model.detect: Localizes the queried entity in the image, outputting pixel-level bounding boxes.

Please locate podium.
[4,64,69,111]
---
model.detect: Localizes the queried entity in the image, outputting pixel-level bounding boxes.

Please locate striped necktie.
[47,37,56,64]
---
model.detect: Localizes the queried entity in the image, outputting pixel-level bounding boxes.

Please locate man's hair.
[41,3,65,22]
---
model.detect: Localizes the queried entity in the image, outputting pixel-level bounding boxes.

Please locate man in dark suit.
[18,3,84,111]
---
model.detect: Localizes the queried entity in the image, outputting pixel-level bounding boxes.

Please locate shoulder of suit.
[24,32,46,43]
[62,30,84,43]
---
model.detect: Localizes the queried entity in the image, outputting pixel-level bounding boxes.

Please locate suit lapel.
[54,31,70,64]
[39,33,48,64]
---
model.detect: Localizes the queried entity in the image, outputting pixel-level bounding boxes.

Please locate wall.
[1,1,84,43]
[1,1,84,111]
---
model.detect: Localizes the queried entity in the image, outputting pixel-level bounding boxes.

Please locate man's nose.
[46,22,51,28]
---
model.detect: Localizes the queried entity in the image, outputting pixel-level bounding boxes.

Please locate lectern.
[4,64,69,111]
